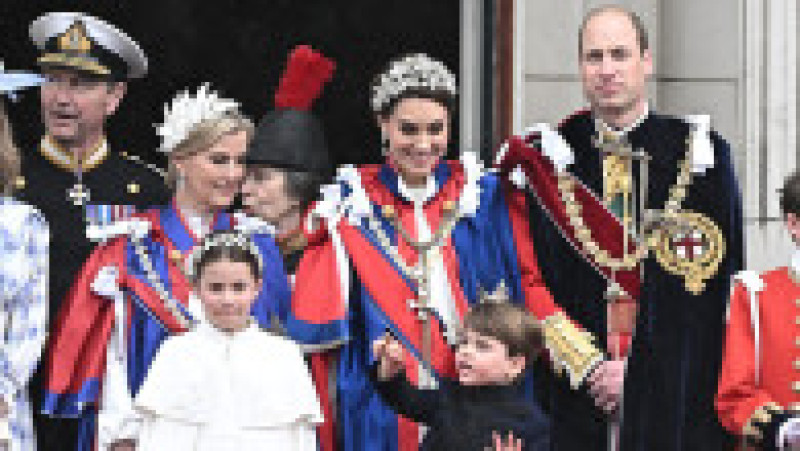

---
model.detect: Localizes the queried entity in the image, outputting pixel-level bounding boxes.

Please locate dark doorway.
[0,0,461,169]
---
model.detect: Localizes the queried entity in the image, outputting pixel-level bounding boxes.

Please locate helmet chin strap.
[270,201,303,237]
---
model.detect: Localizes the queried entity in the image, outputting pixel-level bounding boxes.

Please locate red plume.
[274,45,336,111]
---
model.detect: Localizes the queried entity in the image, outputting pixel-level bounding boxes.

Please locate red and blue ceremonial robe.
[289,153,599,451]
[42,203,290,450]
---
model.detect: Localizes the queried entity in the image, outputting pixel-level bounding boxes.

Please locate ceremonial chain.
[556,156,694,270]
[365,202,460,287]
[131,238,194,329]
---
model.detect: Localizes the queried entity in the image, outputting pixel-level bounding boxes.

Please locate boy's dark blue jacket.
[372,365,550,450]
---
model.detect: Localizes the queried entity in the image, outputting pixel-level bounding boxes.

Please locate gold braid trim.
[38,53,111,76]
[742,402,783,442]
[542,311,605,389]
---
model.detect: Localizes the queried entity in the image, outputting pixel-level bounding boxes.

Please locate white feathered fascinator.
[155,83,240,154]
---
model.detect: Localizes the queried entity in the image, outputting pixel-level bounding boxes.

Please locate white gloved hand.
[778,417,800,450]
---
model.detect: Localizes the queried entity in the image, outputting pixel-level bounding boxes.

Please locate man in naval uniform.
[717,169,800,451]
[497,5,744,450]
[15,12,168,450]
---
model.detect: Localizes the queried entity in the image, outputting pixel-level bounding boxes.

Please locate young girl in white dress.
[133,232,322,451]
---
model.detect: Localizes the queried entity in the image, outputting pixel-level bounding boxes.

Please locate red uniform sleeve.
[716,282,778,436]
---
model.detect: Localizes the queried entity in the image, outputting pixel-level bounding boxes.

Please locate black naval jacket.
[16,142,169,324]
[524,110,744,450]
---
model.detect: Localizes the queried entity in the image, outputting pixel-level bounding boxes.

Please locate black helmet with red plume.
[245,45,335,175]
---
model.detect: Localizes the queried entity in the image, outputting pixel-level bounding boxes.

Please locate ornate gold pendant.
[652,210,726,294]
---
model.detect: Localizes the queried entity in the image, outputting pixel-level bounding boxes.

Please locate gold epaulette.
[120,151,167,180]
[742,402,783,443]
[542,311,605,389]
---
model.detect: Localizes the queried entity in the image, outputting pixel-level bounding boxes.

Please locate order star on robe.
[42,203,290,451]
[289,152,591,451]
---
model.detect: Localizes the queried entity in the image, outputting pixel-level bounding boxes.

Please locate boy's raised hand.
[372,332,405,380]
[490,431,522,451]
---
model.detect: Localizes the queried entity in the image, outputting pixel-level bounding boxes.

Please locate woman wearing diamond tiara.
[289,53,565,451]
[42,85,290,451]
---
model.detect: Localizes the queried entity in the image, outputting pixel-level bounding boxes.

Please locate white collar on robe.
[509,107,715,178]
[185,213,208,239]
[396,172,438,205]
[593,104,715,174]
[593,103,650,138]
[175,204,211,238]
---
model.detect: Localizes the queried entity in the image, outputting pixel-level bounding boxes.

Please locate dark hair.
[191,232,262,284]
[374,87,456,120]
[284,169,328,212]
[462,302,543,366]
[578,5,649,55]
[780,169,800,216]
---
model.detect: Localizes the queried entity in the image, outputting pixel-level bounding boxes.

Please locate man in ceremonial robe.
[717,170,800,451]
[15,12,168,451]
[496,6,743,450]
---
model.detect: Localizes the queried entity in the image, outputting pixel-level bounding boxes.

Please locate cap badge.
[58,22,92,54]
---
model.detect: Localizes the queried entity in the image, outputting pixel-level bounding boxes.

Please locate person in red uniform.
[717,169,800,450]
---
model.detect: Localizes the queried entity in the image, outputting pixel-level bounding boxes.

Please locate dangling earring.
[176,171,186,192]
[381,131,390,157]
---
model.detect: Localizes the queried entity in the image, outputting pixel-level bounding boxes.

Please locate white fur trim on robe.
[92,265,142,449]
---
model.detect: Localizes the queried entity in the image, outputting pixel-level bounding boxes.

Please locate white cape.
[134,321,322,451]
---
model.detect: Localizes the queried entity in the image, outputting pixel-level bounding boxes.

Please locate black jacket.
[372,365,550,451]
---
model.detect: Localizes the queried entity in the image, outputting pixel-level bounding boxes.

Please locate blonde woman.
[43,85,290,451]
[0,71,50,451]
